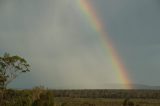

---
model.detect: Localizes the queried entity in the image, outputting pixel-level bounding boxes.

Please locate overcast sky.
[0,0,160,89]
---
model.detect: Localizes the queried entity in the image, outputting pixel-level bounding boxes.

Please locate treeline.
[0,87,54,106]
[53,89,160,99]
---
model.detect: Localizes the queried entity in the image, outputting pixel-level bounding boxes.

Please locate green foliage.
[1,89,160,106]
[0,90,32,106]
[0,53,30,89]
[0,88,54,106]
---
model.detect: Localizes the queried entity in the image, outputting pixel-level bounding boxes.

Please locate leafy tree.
[0,53,30,89]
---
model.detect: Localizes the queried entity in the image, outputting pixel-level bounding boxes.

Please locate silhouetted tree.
[0,53,30,89]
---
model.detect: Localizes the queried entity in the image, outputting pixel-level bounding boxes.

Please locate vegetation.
[0,53,160,106]
[0,89,160,106]
[54,97,160,106]
[53,89,160,99]
[0,87,54,106]
[0,53,30,89]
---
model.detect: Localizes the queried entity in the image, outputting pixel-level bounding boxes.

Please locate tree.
[0,53,30,89]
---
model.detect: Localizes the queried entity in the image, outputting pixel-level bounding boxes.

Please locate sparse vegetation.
[0,87,54,106]
[0,89,160,106]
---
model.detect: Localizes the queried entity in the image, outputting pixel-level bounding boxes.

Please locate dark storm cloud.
[94,0,160,85]
[1,0,160,88]
[0,0,118,89]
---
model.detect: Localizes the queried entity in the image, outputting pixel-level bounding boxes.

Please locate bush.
[0,87,54,106]
[32,90,54,106]
[123,98,134,106]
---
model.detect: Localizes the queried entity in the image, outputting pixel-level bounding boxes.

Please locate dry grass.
[54,97,160,106]
[31,86,46,101]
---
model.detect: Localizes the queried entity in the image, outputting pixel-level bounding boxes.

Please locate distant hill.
[132,84,160,89]
[104,83,160,89]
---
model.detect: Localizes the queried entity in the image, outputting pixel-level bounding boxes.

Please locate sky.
[0,0,160,89]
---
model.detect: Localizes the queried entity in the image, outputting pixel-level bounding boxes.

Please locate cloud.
[0,0,123,89]
[95,0,160,85]
[1,0,160,88]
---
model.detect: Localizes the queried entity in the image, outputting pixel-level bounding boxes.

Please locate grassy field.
[1,89,160,106]
[54,97,160,106]
[53,89,160,106]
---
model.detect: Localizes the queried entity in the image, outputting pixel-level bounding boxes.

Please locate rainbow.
[77,0,132,89]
